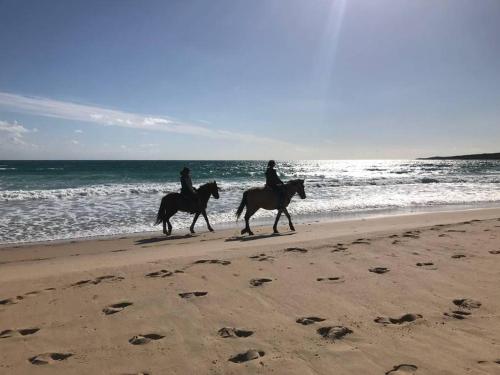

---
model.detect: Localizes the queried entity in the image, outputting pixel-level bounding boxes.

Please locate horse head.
[210,180,220,199]
[288,179,306,199]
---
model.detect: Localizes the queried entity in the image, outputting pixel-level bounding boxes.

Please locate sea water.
[1,160,499,244]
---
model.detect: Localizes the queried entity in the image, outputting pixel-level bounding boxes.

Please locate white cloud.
[75,129,83,134]
[0,91,306,151]
[0,120,30,145]
[71,140,79,145]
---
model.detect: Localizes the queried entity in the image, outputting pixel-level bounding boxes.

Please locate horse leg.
[162,219,168,235]
[273,209,283,234]
[242,207,258,236]
[190,212,200,234]
[283,208,295,231]
[166,211,175,236]
[202,210,214,232]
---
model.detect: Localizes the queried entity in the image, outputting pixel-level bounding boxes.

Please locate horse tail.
[155,195,168,225]
[236,191,248,220]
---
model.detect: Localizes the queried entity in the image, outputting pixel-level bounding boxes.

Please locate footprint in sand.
[369,267,390,274]
[121,373,150,375]
[416,262,437,270]
[0,328,40,339]
[128,333,165,345]
[402,231,420,239]
[228,349,265,363]
[194,259,231,266]
[28,353,73,365]
[0,298,17,306]
[331,243,348,252]
[249,253,274,262]
[296,317,326,325]
[284,247,308,253]
[145,269,173,278]
[374,314,422,325]
[178,291,208,299]
[317,326,353,341]
[446,229,466,233]
[451,254,466,259]
[453,298,481,309]
[249,278,273,287]
[218,327,254,338]
[352,238,370,245]
[489,250,500,254]
[444,310,471,320]
[316,276,345,283]
[71,275,124,287]
[385,364,418,374]
[102,302,133,315]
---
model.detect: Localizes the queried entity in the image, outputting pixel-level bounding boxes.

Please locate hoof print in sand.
[284,247,308,253]
[228,349,265,363]
[453,298,481,309]
[317,326,353,341]
[451,254,466,259]
[444,310,471,320]
[489,250,500,255]
[218,327,253,338]
[416,262,434,267]
[249,278,273,287]
[103,301,133,315]
[317,276,344,283]
[146,269,173,278]
[29,353,73,365]
[178,291,208,299]
[129,333,165,345]
[385,364,418,374]
[369,267,390,274]
[249,253,274,262]
[296,317,325,325]
[194,259,231,266]
[374,314,422,325]
[0,328,40,339]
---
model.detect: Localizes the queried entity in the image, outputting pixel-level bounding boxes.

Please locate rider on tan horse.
[236,161,306,235]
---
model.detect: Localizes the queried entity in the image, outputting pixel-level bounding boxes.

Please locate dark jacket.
[265,167,283,187]
[181,175,196,195]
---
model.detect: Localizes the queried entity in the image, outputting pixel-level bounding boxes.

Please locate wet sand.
[1,208,500,374]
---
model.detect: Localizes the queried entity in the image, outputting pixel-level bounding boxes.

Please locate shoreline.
[2,203,500,249]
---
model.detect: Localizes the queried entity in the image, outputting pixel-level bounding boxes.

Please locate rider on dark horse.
[180,167,200,212]
[265,160,285,208]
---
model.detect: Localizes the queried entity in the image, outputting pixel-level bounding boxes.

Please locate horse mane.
[286,179,304,185]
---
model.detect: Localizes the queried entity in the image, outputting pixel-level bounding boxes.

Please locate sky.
[0,0,499,160]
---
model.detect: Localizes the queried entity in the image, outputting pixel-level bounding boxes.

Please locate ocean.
[1,160,499,244]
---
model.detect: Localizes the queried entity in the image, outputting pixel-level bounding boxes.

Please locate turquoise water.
[1,160,499,244]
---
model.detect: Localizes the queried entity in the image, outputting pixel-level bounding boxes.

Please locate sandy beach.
[1,208,500,374]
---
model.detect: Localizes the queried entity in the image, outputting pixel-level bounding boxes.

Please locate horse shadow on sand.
[135,233,195,245]
[225,231,296,242]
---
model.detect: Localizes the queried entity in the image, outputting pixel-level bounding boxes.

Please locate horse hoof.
[273,230,279,234]
[241,229,247,235]
[209,228,214,232]
[249,231,254,236]
[290,227,296,231]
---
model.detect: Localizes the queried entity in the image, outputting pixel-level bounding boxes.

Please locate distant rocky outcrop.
[419,152,500,160]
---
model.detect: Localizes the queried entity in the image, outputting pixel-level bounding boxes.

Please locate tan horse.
[236,179,306,235]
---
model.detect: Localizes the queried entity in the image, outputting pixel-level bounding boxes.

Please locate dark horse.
[155,181,219,235]
[236,179,306,235]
